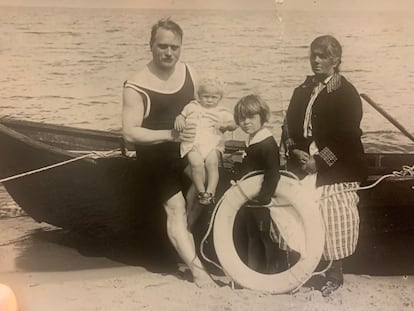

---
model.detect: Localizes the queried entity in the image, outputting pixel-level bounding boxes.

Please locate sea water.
[0,6,413,152]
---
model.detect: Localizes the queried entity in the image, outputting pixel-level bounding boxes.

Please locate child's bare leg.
[187,151,206,194]
[205,150,219,195]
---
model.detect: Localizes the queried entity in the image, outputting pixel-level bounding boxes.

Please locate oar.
[360,93,414,143]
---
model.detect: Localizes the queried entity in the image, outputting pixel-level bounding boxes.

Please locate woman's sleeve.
[285,89,309,152]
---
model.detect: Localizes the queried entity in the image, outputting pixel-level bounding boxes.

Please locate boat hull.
[0,120,155,238]
[1,119,413,275]
[345,176,414,275]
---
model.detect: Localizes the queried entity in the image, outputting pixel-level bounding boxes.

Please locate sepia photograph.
[1,0,413,310]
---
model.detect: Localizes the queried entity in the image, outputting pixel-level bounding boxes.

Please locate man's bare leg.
[164,191,216,287]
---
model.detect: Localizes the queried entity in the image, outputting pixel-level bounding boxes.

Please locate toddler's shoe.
[198,192,214,205]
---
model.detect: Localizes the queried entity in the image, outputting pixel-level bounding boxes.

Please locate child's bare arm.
[217,110,238,132]
[219,120,238,132]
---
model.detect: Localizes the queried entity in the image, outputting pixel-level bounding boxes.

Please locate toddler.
[175,76,236,205]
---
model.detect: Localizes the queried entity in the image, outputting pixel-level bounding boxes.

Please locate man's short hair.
[150,17,183,47]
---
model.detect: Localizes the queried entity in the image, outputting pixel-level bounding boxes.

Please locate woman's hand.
[290,149,309,167]
[289,149,318,174]
[304,155,317,174]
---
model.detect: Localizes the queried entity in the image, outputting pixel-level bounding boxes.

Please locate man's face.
[310,47,338,78]
[151,28,182,70]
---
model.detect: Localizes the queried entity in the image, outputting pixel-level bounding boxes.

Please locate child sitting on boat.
[234,94,281,273]
[174,76,237,205]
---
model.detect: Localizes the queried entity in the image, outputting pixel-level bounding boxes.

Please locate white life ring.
[213,173,325,294]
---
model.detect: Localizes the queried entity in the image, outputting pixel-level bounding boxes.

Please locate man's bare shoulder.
[126,64,151,86]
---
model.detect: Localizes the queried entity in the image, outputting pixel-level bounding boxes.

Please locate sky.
[0,0,413,11]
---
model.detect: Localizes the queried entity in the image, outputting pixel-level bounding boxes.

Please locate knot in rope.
[392,165,414,177]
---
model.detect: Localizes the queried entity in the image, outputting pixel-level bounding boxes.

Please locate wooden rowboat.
[0,118,140,237]
[0,118,413,275]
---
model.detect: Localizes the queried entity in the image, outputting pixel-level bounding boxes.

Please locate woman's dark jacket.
[285,73,367,186]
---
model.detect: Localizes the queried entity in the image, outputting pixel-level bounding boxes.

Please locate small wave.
[228,81,245,86]
[24,31,80,36]
[106,28,121,33]
[385,44,414,48]
[343,69,370,73]
[363,131,414,153]
[8,95,34,100]
[35,96,76,100]
[292,45,308,49]
[271,110,285,117]
[78,59,100,64]
[117,43,135,46]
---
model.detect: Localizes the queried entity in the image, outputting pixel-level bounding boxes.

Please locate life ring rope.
[200,167,409,293]
[199,170,299,275]
[200,170,320,292]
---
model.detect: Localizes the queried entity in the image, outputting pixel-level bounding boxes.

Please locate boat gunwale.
[0,121,99,163]
[0,117,121,141]
[1,118,413,178]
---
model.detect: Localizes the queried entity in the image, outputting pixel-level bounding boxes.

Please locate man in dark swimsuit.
[122,18,215,287]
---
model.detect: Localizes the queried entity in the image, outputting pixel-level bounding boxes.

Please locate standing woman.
[283,35,367,296]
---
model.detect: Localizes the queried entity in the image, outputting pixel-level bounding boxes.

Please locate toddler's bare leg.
[187,151,206,194]
[205,150,219,195]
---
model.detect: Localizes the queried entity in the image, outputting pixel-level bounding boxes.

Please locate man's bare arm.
[122,87,175,145]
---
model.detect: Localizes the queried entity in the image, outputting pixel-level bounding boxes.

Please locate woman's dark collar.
[300,73,342,93]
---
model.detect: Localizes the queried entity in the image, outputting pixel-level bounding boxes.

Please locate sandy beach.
[1,212,413,311]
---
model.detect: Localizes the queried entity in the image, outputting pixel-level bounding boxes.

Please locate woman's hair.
[150,17,183,47]
[197,76,225,98]
[311,35,342,72]
[234,94,270,125]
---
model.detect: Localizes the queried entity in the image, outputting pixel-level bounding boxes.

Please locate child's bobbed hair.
[234,94,270,125]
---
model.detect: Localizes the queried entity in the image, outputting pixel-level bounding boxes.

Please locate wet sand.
[0,214,413,311]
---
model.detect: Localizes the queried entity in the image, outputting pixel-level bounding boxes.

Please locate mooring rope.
[0,149,121,184]
[320,164,414,200]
